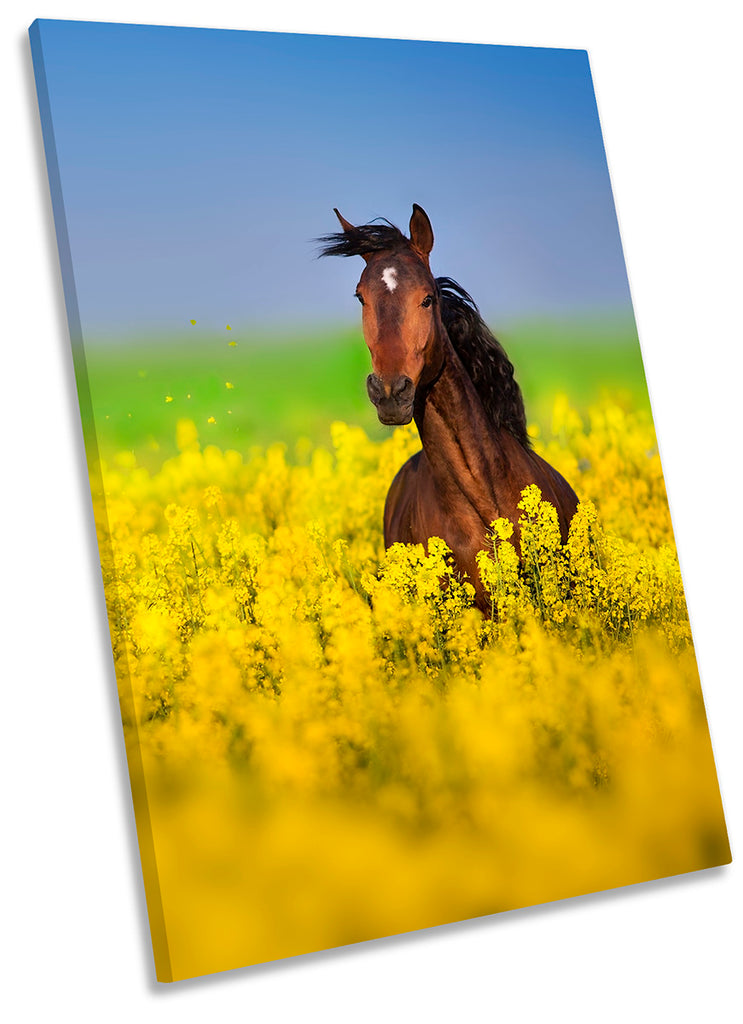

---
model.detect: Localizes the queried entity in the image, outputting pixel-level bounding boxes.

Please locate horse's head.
[325,205,445,426]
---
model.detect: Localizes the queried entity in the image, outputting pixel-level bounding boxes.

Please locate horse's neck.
[415,337,516,526]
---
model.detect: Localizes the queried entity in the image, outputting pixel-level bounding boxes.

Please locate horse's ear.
[334,208,356,234]
[409,204,434,260]
[332,208,374,262]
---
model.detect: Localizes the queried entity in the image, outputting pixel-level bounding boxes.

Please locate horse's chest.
[385,456,491,564]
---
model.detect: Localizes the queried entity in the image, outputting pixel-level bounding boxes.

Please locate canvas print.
[30,19,730,982]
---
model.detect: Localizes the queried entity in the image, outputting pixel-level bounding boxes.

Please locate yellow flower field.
[94,395,730,982]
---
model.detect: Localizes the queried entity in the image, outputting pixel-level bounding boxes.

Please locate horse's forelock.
[316,220,409,259]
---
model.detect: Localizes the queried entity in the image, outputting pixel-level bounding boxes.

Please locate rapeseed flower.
[93,395,729,981]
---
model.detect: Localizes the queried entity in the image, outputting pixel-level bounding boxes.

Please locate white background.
[2,1,740,1020]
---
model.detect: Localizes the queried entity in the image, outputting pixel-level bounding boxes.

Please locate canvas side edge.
[27,19,175,984]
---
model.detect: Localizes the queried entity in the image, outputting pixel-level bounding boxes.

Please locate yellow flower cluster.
[477,485,690,648]
[94,397,729,981]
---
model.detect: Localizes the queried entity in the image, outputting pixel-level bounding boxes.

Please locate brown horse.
[319,204,579,613]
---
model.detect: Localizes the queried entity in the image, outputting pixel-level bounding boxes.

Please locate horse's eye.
[421,295,433,308]
[355,292,364,305]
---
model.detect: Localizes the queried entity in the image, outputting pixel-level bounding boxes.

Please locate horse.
[319,204,579,614]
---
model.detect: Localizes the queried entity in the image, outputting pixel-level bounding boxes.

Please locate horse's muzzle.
[366,373,415,425]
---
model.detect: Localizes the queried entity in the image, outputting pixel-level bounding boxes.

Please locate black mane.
[435,277,529,448]
[317,220,529,448]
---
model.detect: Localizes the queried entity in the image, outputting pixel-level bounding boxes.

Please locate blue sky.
[33,20,633,338]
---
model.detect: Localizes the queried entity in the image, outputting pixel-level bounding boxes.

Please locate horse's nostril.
[367,374,413,407]
[392,376,414,399]
[366,373,385,405]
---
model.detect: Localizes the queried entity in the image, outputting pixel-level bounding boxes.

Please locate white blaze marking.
[382,266,398,292]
